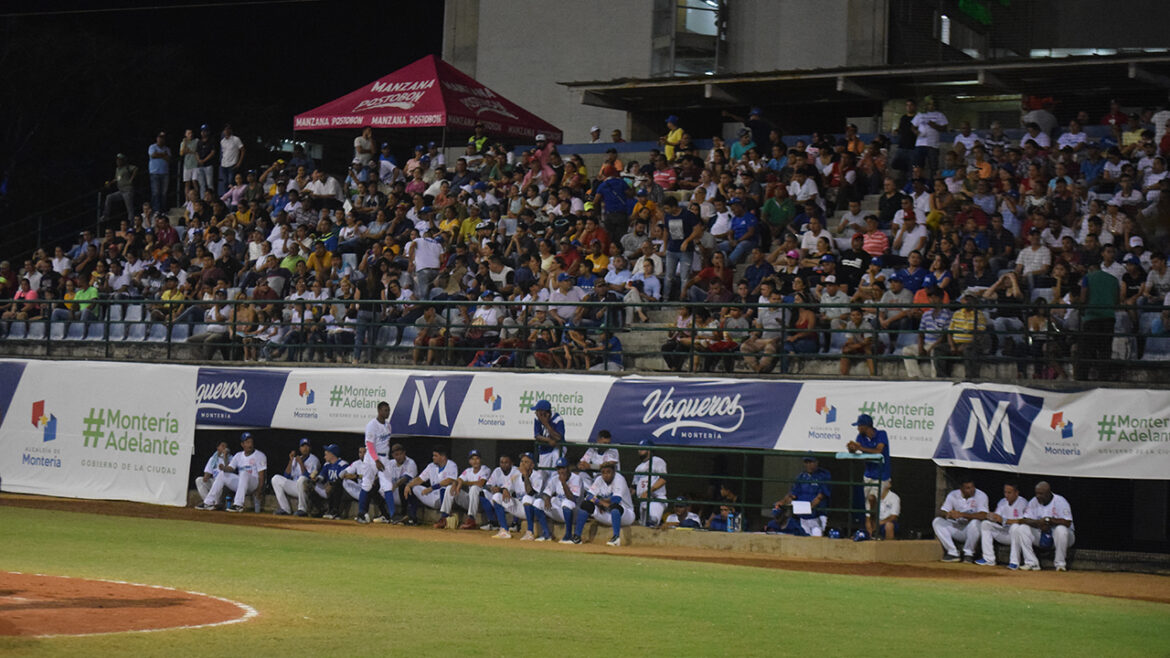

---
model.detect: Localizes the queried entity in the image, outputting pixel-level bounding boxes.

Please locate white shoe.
[373,516,391,524]
[1055,565,1067,572]
[493,529,512,539]
[1020,563,1041,571]
[605,536,621,547]
[519,531,535,541]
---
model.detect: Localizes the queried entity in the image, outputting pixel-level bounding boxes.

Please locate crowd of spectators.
[2,97,1170,380]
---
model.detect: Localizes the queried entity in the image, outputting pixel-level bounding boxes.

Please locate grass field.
[1,504,1168,657]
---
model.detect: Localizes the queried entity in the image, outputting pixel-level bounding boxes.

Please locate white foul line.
[3,571,258,638]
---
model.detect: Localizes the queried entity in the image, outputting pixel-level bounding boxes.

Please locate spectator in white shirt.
[1056,119,1087,153]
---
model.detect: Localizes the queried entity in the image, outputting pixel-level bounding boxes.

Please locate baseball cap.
[419,154,430,162]
[381,142,390,149]
[666,115,679,124]
[823,275,837,284]
[729,197,744,205]
[590,125,599,132]
[427,141,436,148]
[414,144,424,151]
[1131,236,1144,247]
[468,449,481,458]
[473,181,488,191]
[475,221,492,231]
[635,188,648,197]
[889,273,904,283]
[557,273,572,282]
[535,133,546,142]
[480,289,494,298]
[555,457,569,468]
[240,431,253,441]
[820,254,836,263]
[1124,254,1141,266]
[116,152,126,159]
[420,205,434,214]
[802,452,818,462]
[531,399,553,412]
[639,439,654,446]
[749,107,762,116]
[786,249,800,260]
[674,497,688,506]
[520,451,536,462]
[200,123,209,131]
[871,256,883,268]
[853,414,874,427]
[324,444,341,457]
[299,438,311,447]
[738,128,750,137]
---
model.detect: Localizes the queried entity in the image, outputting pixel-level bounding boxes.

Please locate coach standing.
[531,399,565,469]
[846,414,890,538]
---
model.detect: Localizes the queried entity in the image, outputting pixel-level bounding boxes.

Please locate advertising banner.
[269,368,411,434]
[585,376,801,449]
[0,360,196,506]
[452,372,612,442]
[195,367,288,428]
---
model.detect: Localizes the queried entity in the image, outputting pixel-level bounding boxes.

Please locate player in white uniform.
[196,432,267,512]
[340,446,373,517]
[358,401,393,523]
[543,457,582,542]
[878,486,902,540]
[486,454,525,538]
[932,476,989,562]
[441,449,492,530]
[632,440,668,527]
[193,441,232,504]
[578,429,620,491]
[383,443,419,524]
[272,437,321,516]
[975,481,1028,566]
[1009,481,1075,571]
[568,462,634,546]
[402,445,458,527]
[662,498,701,529]
[518,453,552,541]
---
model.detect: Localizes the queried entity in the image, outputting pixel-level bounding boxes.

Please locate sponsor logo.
[80,407,182,457]
[32,400,56,442]
[195,368,288,426]
[935,390,1044,466]
[352,79,434,113]
[857,399,937,432]
[298,382,315,405]
[640,387,745,439]
[196,378,248,414]
[392,376,472,436]
[1097,413,1170,443]
[327,384,386,410]
[458,96,519,119]
[1050,412,1074,439]
[1040,411,1081,456]
[484,387,502,411]
[815,397,837,423]
[517,389,586,417]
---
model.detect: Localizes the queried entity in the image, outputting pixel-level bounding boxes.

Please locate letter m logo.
[392,375,473,437]
[935,390,1044,466]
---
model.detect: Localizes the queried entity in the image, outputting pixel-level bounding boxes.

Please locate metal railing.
[0,295,1165,383]
[532,441,881,535]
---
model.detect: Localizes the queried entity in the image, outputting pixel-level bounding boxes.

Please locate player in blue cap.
[545,457,583,542]
[531,399,565,469]
[272,437,320,517]
[847,413,890,537]
[314,444,357,519]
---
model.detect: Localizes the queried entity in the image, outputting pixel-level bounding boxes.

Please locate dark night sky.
[0,0,444,225]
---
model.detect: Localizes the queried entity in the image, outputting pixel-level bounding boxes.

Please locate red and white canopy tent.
[293,54,562,144]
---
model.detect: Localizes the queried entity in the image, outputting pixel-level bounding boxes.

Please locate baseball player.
[193,441,232,505]
[357,401,394,524]
[381,443,420,524]
[486,453,525,539]
[543,457,582,542]
[402,445,458,527]
[662,498,701,529]
[531,399,566,469]
[519,453,552,541]
[271,437,321,516]
[568,462,634,546]
[846,413,890,537]
[577,429,620,490]
[772,454,832,537]
[632,439,668,527]
[342,446,380,521]
[879,485,902,540]
[196,431,267,513]
[1009,481,1075,572]
[932,475,989,562]
[314,444,359,519]
[440,449,492,529]
[975,481,1028,566]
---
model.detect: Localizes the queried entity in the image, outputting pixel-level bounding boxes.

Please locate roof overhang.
[562,53,1170,112]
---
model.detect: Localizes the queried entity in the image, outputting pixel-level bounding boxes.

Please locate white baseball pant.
[980,522,1013,564]
[538,448,563,470]
[271,474,310,513]
[441,485,484,516]
[313,480,361,500]
[799,515,828,537]
[546,496,576,523]
[411,484,443,510]
[361,454,396,493]
[194,475,215,500]
[933,518,981,557]
[639,501,666,526]
[491,491,524,519]
[1011,524,1075,569]
[202,470,259,507]
[591,503,635,527]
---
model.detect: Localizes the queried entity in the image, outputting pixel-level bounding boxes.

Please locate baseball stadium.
[2,2,1170,656]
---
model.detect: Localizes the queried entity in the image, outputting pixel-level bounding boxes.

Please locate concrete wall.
[444,0,655,145]
[725,0,887,74]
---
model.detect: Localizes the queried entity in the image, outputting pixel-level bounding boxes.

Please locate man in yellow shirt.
[664,115,683,162]
[458,206,483,244]
[935,292,990,379]
[306,241,334,282]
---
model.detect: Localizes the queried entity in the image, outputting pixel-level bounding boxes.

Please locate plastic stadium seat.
[828,331,848,353]
[50,321,66,340]
[189,324,208,338]
[400,326,420,344]
[7,321,27,339]
[145,323,168,342]
[894,332,916,350]
[28,322,46,340]
[1139,312,1161,335]
[170,323,190,342]
[126,322,147,341]
[108,304,124,322]
[1031,288,1054,302]
[109,321,126,341]
[376,326,395,346]
[1142,337,1170,361]
[66,322,86,340]
[85,323,106,341]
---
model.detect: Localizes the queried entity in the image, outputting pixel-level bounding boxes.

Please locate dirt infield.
[3,494,1168,606]
[0,571,256,637]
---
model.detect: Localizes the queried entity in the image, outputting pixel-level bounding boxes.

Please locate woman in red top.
[1,278,39,321]
[682,251,734,302]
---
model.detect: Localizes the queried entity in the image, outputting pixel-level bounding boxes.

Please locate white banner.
[452,372,613,441]
[0,360,196,506]
[269,368,412,434]
[776,380,957,459]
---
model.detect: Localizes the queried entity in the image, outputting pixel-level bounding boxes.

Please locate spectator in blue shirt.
[847,414,891,537]
[743,247,775,295]
[721,198,759,265]
[147,132,172,212]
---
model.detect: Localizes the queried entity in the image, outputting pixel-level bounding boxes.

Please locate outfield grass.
[0,506,1167,657]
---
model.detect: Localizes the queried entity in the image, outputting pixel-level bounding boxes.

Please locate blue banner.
[391,374,475,437]
[0,361,27,429]
[195,367,289,427]
[934,388,1045,466]
[588,379,802,449]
